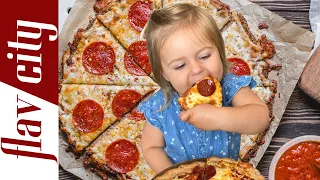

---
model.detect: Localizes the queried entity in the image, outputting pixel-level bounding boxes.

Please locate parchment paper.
[58,0,315,179]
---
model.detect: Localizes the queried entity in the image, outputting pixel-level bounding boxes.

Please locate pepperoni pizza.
[59,0,282,178]
[84,111,155,180]
[161,0,230,30]
[221,11,281,162]
[153,157,265,180]
[62,19,155,85]
[178,76,223,111]
[59,84,157,155]
[95,0,153,75]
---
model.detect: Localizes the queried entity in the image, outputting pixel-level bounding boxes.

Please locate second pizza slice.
[62,19,156,85]
[84,110,155,180]
[59,84,157,155]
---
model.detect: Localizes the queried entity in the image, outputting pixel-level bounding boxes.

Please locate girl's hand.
[179,87,269,134]
[179,104,222,130]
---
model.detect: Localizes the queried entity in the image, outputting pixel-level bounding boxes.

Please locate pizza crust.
[154,161,206,180]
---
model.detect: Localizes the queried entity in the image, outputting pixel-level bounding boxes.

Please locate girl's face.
[160,29,223,96]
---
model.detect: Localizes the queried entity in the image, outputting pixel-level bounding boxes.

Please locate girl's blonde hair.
[143,3,229,110]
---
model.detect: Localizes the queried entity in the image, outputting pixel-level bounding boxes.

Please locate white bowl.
[268,135,320,180]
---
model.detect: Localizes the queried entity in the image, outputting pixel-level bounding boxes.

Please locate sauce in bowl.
[275,141,320,180]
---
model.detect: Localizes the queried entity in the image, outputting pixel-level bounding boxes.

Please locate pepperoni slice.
[128,1,152,32]
[112,90,142,119]
[82,42,116,75]
[72,100,104,133]
[228,57,251,76]
[205,165,216,179]
[105,139,139,173]
[127,41,151,74]
[197,79,216,97]
[127,107,146,121]
[124,52,147,76]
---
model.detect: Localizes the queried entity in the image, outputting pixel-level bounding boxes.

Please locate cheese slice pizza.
[84,110,155,180]
[62,18,156,85]
[59,84,157,155]
[178,76,222,111]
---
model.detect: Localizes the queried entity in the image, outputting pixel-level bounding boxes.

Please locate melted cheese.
[63,19,156,86]
[240,134,257,158]
[87,118,155,179]
[96,0,143,49]
[178,77,222,110]
[59,84,156,152]
[162,0,230,30]
[222,12,264,63]
[251,86,273,104]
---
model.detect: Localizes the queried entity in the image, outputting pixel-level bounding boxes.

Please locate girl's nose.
[190,60,204,75]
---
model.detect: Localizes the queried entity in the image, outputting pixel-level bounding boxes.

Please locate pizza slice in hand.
[178,76,222,111]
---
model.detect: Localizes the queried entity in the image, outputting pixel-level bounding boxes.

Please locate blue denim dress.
[138,73,257,164]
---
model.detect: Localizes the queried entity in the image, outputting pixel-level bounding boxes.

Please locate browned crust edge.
[83,153,120,180]
[237,13,258,44]
[63,17,95,68]
[178,87,193,111]
[209,0,230,12]
[94,0,114,14]
[59,120,83,158]
[241,80,278,161]
[207,157,265,179]
[154,161,206,180]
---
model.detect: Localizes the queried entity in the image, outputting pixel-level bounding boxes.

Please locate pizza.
[95,0,153,75]
[154,157,265,180]
[221,11,281,162]
[161,0,230,30]
[62,18,156,85]
[84,110,155,180]
[178,76,223,111]
[59,84,157,155]
[59,0,283,178]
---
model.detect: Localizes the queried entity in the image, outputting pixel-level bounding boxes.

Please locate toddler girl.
[138,3,269,173]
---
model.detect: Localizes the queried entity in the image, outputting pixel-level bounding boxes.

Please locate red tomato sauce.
[275,141,320,180]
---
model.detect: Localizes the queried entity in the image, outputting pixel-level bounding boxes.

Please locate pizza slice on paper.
[161,0,230,30]
[62,18,156,85]
[95,0,153,76]
[84,110,155,179]
[59,84,157,155]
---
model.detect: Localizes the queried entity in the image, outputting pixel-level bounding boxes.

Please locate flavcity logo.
[1,20,57,162]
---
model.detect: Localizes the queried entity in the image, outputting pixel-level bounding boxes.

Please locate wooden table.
[59,0,320,179]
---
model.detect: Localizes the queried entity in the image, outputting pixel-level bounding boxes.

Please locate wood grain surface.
[59,0,320,179]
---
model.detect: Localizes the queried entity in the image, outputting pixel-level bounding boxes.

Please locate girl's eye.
[174,63,185,70]
[199,54,211,60]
